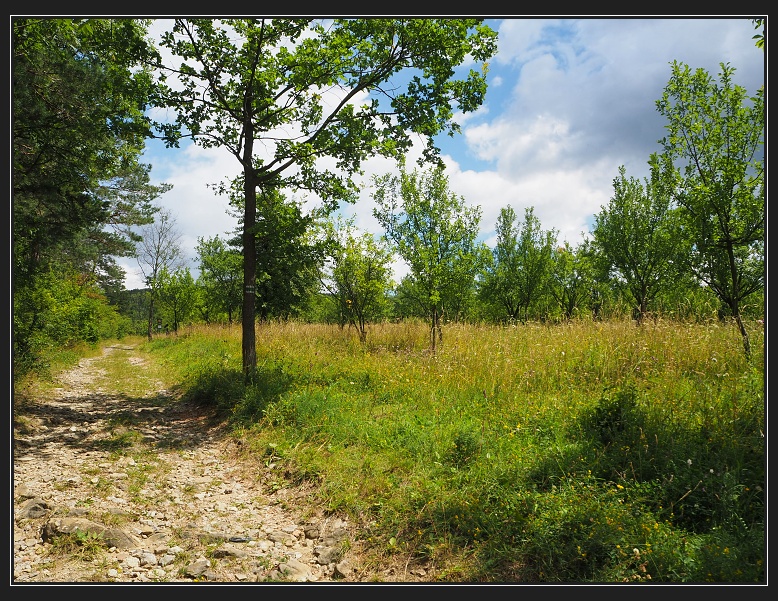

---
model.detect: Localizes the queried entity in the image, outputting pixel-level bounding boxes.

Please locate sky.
[118,16,765,290]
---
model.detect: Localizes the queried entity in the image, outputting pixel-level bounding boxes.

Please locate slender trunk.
[146,295,154,342]
[242,133,258,382]
[725,241,751,360]
[735,314,752,359]
[430,306,437,354]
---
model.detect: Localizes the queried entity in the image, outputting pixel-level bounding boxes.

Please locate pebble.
[13,345,356,583]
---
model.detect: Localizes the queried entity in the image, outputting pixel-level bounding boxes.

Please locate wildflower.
[687,459,692,466]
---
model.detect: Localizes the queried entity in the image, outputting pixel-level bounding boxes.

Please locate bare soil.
[12,343,429,585]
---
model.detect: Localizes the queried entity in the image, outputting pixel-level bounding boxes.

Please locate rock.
[17,497,50,519]
[40,516,141,550]
[269,557,313,582]
[183,557,211,578]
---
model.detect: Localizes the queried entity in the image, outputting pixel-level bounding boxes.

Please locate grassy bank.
[30,318,767,582]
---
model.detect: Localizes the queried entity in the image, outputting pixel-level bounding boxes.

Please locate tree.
[13,18,166,289]
[549,241,595,321]
[157,267,198,334]
[655,61,764,356]
[12,18,170,375]
[479,206,520,322]
[591,162,686,322]
[248,189,324,321]
[479,206,556,323]
[195,235,243,324]
[136,209,185,341]
[152,18,498,379]
[373,161,487,352]
[321,217,393,343]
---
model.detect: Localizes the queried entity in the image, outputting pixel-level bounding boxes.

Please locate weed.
[48,530,108,562]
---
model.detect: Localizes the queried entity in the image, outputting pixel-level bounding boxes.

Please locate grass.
[21,319,765,583]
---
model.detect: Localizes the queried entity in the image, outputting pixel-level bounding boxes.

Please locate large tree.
[13,18,166,289]
[655,61,764,357]
[151,18,498,379]
[373,161,487,352]
[591,161,686,322]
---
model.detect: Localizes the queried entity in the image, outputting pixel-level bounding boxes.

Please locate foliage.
[12,18,171,373]
[247,188,325,321]
[320,216,394,342]
[591,161,687,322]
[156,267,198,333]
[13,268,130,381]
[151,18,498,376]
[478,206,557,323]
[655,61,764,357]
[373,160,489,351]
[547,241,597,321]
[751,18,765,49]
[195,235,243,324]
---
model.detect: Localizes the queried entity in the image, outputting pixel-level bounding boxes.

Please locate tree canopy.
[592,161,685,322]
[150,18,498,377]
[12,18,171,376]
[373,161,488,351]
[655,61,764,356]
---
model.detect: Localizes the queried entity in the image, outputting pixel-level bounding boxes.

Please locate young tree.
[513,207,557,322]
[195,235,243,324]
[549,241,596,321]
[655,61,764,356]
[591,162,686,323]
[321,217,393,343]
[136,209,185,341]
[479,206,556,323]
[151,18,498,379]
[157,267,198,334]
[373,161,487,352]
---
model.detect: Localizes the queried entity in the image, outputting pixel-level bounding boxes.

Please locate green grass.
[23,319,765,583]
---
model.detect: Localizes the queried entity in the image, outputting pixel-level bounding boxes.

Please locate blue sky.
[121,17,765,289]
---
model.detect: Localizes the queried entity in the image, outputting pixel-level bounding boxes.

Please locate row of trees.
[132,57,764,360]
[13,18,763,382]
[130,117,763,358]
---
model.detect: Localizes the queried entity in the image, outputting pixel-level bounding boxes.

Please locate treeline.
[12,18,764,382]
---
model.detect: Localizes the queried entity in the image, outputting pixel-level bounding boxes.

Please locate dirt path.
[12,343,379,584]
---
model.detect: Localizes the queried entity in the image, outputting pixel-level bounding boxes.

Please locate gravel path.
[12,343,380,584]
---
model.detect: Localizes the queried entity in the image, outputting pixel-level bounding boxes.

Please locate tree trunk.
[242,165,258,382]
[146,295,154,342]
[430,307,437,354]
